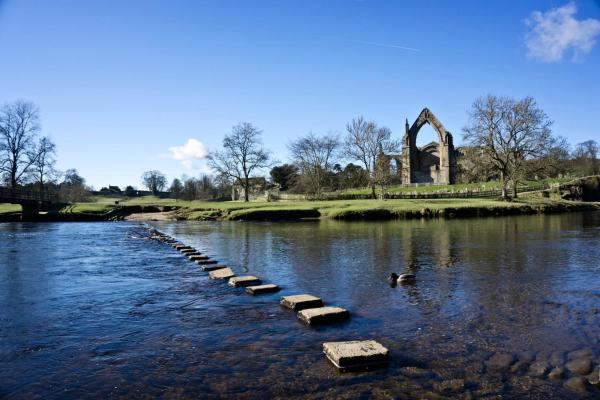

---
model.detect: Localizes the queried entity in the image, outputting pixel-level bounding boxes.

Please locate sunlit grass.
[0,203,21,214]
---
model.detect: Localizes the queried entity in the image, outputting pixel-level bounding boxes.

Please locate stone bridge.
[0,187,58,220]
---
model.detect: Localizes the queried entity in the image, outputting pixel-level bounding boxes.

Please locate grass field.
[0,203,21,214]
[1,176,597,222]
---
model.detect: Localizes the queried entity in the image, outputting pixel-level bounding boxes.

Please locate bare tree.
[463,95,553,199]
[344,117,399,199]
[207,122,272,202]
[0,101,41,188]
[573,140,599,175]
[141,170,167,195]
[29,136,58,190]
[373,146,396,199]
[289,133,340,198]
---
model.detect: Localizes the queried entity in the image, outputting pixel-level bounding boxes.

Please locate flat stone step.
[174,244,191,250]
[152,235,172,241]
[297,306,349,325]
[188,254,208,261]
[180,248,198,254]
[280,294,323,311]
[323,340,389,372]
[228,276,261,287]
[209,267,235,279]
[196,259,218,265]
[201,264,227,272]
[245,284,280,295]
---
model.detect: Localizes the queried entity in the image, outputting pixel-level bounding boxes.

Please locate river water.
[1,212,599,399]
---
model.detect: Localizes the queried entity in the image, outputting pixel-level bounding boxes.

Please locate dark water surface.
[1,213,600,399]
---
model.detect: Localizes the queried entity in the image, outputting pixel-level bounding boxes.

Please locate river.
[1,212,599,398]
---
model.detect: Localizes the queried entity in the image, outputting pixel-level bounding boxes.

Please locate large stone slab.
[280,294,323,311]
[201,264,227,272]
[209,267,235,279]
[323,340,389,371]
[298,306,349,325]
[245,284,280,295]
[228,276,261,287]
[196,259,218,265]
[180,248,198,254]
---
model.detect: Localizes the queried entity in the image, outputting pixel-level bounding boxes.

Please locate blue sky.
[1,0,599,189]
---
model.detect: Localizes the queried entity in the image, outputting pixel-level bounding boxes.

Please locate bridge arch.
[0,187,56,220]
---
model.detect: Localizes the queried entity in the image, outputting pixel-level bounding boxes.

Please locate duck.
[387,273,399,284]
[398,274,416,284]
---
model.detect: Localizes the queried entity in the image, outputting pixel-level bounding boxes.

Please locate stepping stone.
[201,264,227,272]
[323,340,389,372]
[298,306,349,325]
[188,255,208,261]
[180,248,198,254]
[245,284,280,295]
[228,276,261,287]
[196,259,218,265]
[209,267,235,279]
[174,244,191,250]
[280,294,323,311]
[184,253,200,258]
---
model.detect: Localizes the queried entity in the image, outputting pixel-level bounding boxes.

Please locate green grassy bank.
[175,197,600,221]
[2,190,599,222]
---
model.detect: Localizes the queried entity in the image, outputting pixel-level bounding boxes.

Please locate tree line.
[141,94,598,202]
[0,100,90,202]
[201,117,401,201]
[3,97,597,204]
[199,94,597,201]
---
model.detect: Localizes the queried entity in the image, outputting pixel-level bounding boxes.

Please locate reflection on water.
[1,213,600,398]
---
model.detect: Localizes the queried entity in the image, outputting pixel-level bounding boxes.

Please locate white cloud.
[168,138,208,169]
[525,2,600,63]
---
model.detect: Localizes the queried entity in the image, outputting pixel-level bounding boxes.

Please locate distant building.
[233,177,279,201]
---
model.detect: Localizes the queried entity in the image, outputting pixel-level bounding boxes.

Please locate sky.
[1,0,599,189]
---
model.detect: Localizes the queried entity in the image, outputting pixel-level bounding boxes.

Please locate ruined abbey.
[384,108,458,184]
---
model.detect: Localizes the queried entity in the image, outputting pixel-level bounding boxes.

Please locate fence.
[272,184,548,201]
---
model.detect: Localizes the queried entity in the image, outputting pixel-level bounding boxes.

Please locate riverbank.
[1,196,599,222]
